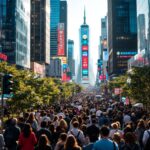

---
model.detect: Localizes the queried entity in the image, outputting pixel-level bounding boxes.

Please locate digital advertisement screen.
[57,23,65,56]
[82,45,88,51]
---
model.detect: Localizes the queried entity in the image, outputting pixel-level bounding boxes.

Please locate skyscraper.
[60,0,67,57]
[137,0,150,65]
[50,0,60,57]
[0,0,31,68]
[31,0,50,65]
[107,0,137,77]
[80,8,89,84]
[68,39,75,79]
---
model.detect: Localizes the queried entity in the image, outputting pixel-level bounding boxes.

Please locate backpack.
[70,131,82,147]
[144,131,150,150]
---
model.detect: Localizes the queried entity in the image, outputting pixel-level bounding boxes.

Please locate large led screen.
[57,23,65,56]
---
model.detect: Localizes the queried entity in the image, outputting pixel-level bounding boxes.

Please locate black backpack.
[144,131,150,150]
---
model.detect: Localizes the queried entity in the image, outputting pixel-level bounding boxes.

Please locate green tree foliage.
[127,66,150,105]
[0,62,82,111]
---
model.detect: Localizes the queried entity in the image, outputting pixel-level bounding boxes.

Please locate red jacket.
[18,131,37,150]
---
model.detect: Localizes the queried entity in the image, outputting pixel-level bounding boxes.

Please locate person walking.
[64,135,82,150]
[93,126,118,150]
[34,134,52,150]
[18,123,37,150]
[3,118,20,150]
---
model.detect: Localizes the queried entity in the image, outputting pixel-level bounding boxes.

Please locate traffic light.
[2,74,13,94]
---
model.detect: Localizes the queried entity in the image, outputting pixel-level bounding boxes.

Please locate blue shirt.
[93,138,118,150]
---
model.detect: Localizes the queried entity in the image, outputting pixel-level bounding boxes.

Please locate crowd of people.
[0,92,150,150]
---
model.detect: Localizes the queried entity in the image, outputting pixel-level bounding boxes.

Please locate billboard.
[82,56,88,69]
[82,45,88,51]
[0,53,7,61]
[57,23,65,56]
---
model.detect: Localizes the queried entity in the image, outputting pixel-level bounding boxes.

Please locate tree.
[127,66,150,105]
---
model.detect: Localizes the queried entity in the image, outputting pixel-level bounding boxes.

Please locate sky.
[67,0,108,84]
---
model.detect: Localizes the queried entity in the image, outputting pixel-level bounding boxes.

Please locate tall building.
[60,0,67,57]
[0,0,31,68]
[107,0,137,77]
[80,8,89,85]
[31,0,50,65]
[137,0,150,64]
[97,16,108,83]
[68,39,75,79]
[128,0,150,69]
[50,0,60,57]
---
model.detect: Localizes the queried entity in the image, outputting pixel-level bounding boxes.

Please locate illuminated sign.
[0,53,7,61]
[99,75,106,80]
[57,23,65,56]
[82,40,88,45]
[82,56,88,69]
[82,51,88,56]
[82,45,88,51]
[82,34,88,39]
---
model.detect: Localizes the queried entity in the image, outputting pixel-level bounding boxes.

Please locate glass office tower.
[108,0,137,76]
[137,0,150,65]
[31,0,50,64]
[0,0,30,68]
[50,0,60,57]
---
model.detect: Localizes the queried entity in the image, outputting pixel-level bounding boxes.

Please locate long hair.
[23,123,32,138]
[38,134,50,149]
[59,119,68,130]
[64,135,78,150]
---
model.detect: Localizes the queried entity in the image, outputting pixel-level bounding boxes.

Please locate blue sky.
[67,0,107,83]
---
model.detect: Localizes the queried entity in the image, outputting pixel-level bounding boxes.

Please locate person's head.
[53,115,58,121]
[28,113,35,122]
[64,135,78,149]
[137,119,145,128]
[11,118,17,126]
[38,134,50,148]
[111,122,118,129]
[124,132,136,144]
[59,133,67,142]
[59,119,68,129]
[23,123,32,138]
[113,132,122,144]
[92,119,97,124]
[41,121,47,128]
[100,126,110,138]
[147,120,150,129]
[72,121,79,128]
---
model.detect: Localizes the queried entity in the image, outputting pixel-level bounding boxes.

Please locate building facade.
[107,0,137,77]
[31,0,50,65]
[128,0,150,69]
[137,0,150,65]
[68,39,75,79]
[80,9,89,84]
[60,0,67,57]
[0,0,30,68]
[50,0,60,57]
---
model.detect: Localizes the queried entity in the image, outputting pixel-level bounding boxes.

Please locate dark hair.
[100,126,110,137]
[23,123,32,138]
[59,133,67,141]
[72,121,79,128]
[41,121,47,128]
[124,132,136,144]
[64,135,78,150]
[38,134,50,149]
